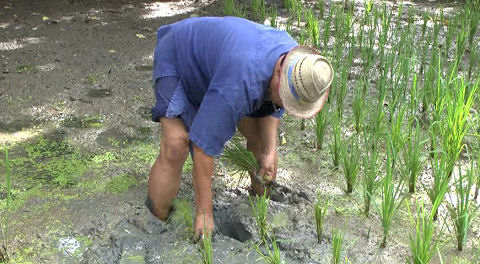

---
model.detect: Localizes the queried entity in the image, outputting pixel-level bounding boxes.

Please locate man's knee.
[161,137,189,164]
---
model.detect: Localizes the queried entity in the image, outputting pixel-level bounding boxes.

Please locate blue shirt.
[153,17,298,156]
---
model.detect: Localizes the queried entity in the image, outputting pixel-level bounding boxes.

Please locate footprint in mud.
[267,182,310,204]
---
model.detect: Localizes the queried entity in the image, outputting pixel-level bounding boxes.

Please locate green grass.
[0,149,11,262]
[105,173,138,194]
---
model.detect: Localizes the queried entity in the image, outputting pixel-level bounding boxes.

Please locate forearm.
[257,116,280,154]
[192,144,214,215]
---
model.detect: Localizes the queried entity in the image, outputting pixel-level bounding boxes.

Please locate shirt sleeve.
[189,89,244,157]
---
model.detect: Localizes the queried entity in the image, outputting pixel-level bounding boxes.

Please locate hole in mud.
[216,220,252,243]
[87,88,112,98]
[214,207,252,242]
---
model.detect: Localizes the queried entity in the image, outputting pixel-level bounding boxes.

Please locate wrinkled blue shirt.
[153,17,298,156]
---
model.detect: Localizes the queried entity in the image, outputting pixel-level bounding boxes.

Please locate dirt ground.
[0,0,479,263]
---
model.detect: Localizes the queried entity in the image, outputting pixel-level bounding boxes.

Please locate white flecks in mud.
[0,22,9,28]
[58,237,81,256]
[141,1,197,19]
[0,39,24,51]
[38,63,56,72]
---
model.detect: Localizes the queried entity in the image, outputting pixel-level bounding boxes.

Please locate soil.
[0,0,479,263]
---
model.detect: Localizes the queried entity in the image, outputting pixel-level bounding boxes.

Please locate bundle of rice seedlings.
[220,140,260,178]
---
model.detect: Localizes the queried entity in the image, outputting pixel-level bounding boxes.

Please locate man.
[146,16,333,237]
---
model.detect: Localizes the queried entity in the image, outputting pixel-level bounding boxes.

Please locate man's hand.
[250,151,278,196]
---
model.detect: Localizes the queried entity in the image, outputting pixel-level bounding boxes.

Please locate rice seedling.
[441,77,478,176]
[447,162,480,251]
[315,104,329,150]
[305,8,320,48]
[331,111,342,169]
[314,196,329,243]
[352,82,365,133]
[221,140,260,178]
[362,133,381,217]
[0,149,11,262]
[402,118,426,194]
[316,0,325,19]
[426,143,451,221]
[250,0,260,19]
[269,7,277,28]
[199,225,213,264]
[223,0,235,16]
[259,0,266,23]
[475,146,480,199]
[407,197,447,264]
[332,228,344,264]
[340,136,360,194]
[376,136,406,248]
[254,232,283,264]
[249,191,270,241]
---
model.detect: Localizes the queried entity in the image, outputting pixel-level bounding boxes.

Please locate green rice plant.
[475,143,480,199]
[221,140,260,178]
[269,7,277,28]
[323,4,333,53]
[447,162,480,251]
[315,104,329,150]
[316,0,325,18]
[352,82,366,134]
[332,228,344,264]
[441,77,478,177]
[199,225,213,264]
[250,0,260,19]
[305,8,320,48]
[362,133,381,217]
[376,137,406,248]
[296,7,302,27]
[426,144,451,221]
[0,149,11,262]
[407,196,447,264]
[259,0,266,22]
[314,196,329,242]
[336,65,348,119]
[340,136,360,194]
[249,191,270,241]
[223,0,235,16]
[254,232,283,264]
[402,118,426,194]
[331,111,342,169]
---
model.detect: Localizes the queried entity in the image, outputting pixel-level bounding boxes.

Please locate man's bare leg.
[147,118,189,220]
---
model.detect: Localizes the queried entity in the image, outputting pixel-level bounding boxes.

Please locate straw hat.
[278,46,334,118]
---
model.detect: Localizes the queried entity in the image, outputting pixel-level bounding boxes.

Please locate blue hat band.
[287,57,301,100]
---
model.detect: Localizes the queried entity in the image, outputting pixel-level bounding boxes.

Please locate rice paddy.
[219,0,480,262]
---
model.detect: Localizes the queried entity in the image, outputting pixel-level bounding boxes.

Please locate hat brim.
[278,46,333,119]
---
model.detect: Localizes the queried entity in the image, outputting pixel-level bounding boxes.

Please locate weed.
[314,196,328,242]
[447,163,480,251]
[332,228,343,264]
[340,136,360,194]
[249,191,270,241]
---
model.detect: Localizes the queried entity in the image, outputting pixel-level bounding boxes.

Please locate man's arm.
[192,144,215,237]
